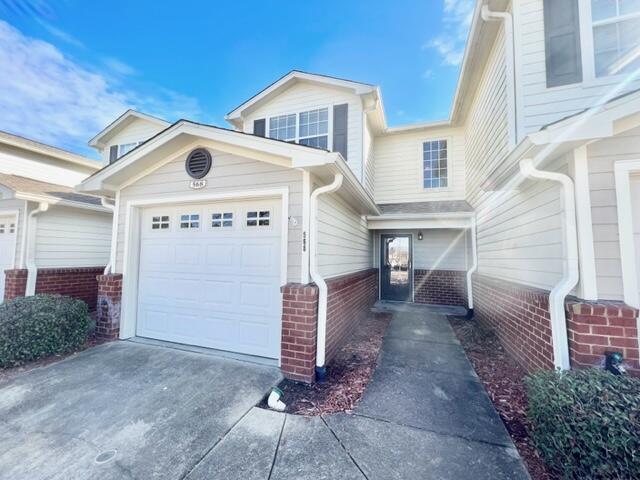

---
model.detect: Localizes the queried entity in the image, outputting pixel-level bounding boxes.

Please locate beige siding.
[0,198,25,266]
[373,229,468,271]
[515,0,640,135]
[35,206,111,268]
[0,143,95,187]
[242,82,365,182]
[101,118,167,164]
[115,151,304,283]
[374,127,466,204]
[587,126,640,301]
[317,189,372,279]
[363,116,375,197]
[464,24,510,207]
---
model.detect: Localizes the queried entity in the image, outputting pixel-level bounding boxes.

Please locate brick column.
[566,300,639,376]
[281,283,319,383]
[96,274,123,340]
[4,269,27,301]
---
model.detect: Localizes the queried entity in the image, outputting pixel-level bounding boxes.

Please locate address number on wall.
[189,179,207,190]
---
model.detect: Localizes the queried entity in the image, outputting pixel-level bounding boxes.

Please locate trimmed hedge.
[0,294,93,367]
[526,369,640,479]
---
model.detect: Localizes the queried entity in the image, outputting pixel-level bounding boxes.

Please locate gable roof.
[0,173,106,211]
[0,130,100,170]
[225,70,384,130]
[88,109,170,149]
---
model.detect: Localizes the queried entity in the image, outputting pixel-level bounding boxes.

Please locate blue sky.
[0,0,474,158]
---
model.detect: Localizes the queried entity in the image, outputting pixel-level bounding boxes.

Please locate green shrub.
[0,294,93,367]
[525,369,640,479]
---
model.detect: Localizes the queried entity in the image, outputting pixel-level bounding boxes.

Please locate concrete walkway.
[0,304,530,479]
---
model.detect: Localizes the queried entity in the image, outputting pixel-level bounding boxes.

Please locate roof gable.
[88,110,170,149]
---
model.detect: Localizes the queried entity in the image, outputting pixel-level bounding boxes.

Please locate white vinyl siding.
[374,127,466,204]
[0,143,95,187]
[316,188,372,279]
[34,206,112,268]
[115,151,304,283]
[515,0,640,135]
[243,82,365,182]
[102,118,166,164]
[363,116,375,197]
[372,229,468,271]
[587,125,640,300]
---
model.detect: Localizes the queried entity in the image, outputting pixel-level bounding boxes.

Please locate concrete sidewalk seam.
[320,415,369,480]
[267,413,287,480]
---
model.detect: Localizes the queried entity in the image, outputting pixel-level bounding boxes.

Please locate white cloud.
[0,20,201,155]
[34,18,84,48]
[103,57,137,77]
[425,0,474,67]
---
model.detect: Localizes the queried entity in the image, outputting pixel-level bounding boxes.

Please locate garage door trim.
[0,209,20,302]
[119,188,289,346]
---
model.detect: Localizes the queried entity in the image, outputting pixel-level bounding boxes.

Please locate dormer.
[89,110,170,164]
[225,71,385,183]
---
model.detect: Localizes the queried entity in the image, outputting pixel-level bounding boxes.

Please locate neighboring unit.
[0,131,112,309]
[77,0,640,381]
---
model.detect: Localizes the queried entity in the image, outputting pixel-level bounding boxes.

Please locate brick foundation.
[414,269,467,307]
[566,300,639,376]
[4,267,104,310]
[96,274,123,340]
[473,273,555,372]
[3,269,27,301]
[281,283,319,383]
[325,268,379,364]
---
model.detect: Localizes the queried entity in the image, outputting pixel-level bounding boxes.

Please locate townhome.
[0,131,112,309]
[77,0,640,381]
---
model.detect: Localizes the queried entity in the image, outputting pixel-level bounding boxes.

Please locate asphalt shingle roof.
[0,173,102,206]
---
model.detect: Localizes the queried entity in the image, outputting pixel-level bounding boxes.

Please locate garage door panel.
[137,199,282,359]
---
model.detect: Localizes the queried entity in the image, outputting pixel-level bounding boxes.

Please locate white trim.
[368,217,474,230]
[107,191,120,274]
[300,170,311,284]
[12,193,110,213]
[89,110,169,148]
[119,187,290,342]
[614,159,640,308]
[0,209,20,269]
[419,137,454,192]
[572,146,598,300]
[267,105,333,151]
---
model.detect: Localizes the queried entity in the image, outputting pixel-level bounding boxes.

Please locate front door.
[381,234,412,302]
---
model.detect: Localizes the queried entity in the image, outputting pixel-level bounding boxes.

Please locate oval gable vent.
[185,148,212,179]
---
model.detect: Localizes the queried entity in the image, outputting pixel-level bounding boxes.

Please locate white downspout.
[466,216,478,311]
[25,202,49,296]
[481,5,518,147]
[101,197,116,275]
[309,173,344,377]
[520,159,578,370]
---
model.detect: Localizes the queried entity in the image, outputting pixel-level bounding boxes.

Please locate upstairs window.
[269,114,296,141]
[423,140,448,189]
[118,142,142,157]
[299,108,329,149]
[590,0,640,76]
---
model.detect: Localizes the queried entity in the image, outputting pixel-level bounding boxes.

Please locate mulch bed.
[259,311,391,416]
[0,336,103,383]
[448,315,556,480]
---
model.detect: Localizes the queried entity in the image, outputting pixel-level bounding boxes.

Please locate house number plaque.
[189,179,207,190]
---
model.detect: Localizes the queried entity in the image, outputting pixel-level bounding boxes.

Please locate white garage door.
[136,198,282,359]
[631,174,640,301]
[0,216,17,302]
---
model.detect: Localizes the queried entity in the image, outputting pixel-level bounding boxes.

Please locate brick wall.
[325,268,379,364]
[280,283,319,383]
[567,300,639,376]
[4,267,103,310]
[96,274,123,340]
[414,269,467,307]
[473,273,555,372]
[4,269,27,301]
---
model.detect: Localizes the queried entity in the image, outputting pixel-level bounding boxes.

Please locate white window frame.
[118,141,143,157]
[267,105,333,150]
[210,211,234,229]
[150,214,171,231]
[418,137,452,192]
[178,212,201,230]
[245,209,272,229]
[578,0,640,85]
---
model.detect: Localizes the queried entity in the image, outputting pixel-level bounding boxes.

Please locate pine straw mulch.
[259,311,392,416]
[448,315,556,480]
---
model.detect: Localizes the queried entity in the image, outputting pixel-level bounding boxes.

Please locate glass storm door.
[381,234,412,302]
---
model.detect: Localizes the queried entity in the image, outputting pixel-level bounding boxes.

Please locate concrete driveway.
[0,305,530,480]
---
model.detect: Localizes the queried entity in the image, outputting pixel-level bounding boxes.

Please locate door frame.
[119,187,289,350]
[0,209,20,302]
[379,233,414,303]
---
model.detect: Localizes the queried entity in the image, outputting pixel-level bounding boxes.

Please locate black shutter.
[254,118,266,137]
[544,0,582,87]
[332,104,348,160]
[109,145,118,163]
